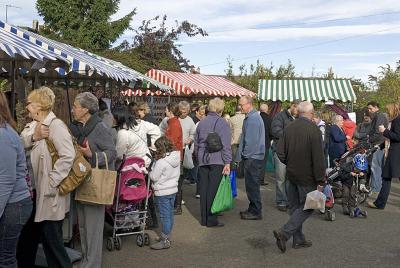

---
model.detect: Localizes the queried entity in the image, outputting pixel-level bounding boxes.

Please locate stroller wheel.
[358,193,367,204]
[106,237,115,251]
[144,233,150,246]
[325,210,336,221]
[136,234,144,247]
[115,237,122,250]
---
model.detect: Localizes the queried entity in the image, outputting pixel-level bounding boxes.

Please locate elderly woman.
[328,115,348,167]
[22,86,75,267]
[194,98,232,227]
[71,92,116,268]
[0,92,32,267]
[368,103,400,209]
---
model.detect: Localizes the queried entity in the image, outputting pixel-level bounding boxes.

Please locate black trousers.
[41,220,72,268]
[174,167,190,208]
[374,177,394,209]
[17,194,41,268]
[281,180,315,244]
[199,165,223,226]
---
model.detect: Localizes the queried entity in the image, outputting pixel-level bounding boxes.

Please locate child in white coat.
[149,136,180,250]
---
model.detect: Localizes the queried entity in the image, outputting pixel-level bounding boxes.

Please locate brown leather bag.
[46,134,92,196]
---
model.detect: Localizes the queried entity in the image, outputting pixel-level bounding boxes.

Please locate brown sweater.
[277,117,325,186]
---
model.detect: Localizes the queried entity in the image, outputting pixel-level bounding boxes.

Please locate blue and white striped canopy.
[0,20,171,92]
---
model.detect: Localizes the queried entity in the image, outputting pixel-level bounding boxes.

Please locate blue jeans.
[155,194,176,236]
[0,197,32,267]
[370,149,385,193]
[274,152,288,206]
[243,158,264,216]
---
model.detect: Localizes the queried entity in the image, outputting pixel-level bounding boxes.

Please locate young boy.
[340,152,369,217]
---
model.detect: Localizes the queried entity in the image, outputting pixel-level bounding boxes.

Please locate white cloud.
[4,0,400,44]
[184,23,400,43]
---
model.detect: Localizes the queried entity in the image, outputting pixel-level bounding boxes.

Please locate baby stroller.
[326,142,377,204]
[106,156,152,251]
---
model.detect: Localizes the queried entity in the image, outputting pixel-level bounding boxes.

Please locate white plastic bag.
[303,190,326,212]
[183,145,194,169]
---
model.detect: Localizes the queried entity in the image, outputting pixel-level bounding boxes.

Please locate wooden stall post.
[65,77,72,124]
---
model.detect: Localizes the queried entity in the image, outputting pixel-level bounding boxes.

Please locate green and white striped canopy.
[258,79,357,102]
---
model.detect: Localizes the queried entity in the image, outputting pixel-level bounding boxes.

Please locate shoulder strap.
[212,117,220,132]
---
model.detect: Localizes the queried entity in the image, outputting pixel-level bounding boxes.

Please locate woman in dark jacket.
[194,98,232,227]
[329,115,348,167]
[71,92,117,268]
[368,103,400,209]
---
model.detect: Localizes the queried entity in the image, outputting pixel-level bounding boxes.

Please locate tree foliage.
[107,15,207,72]
[225,58,296,93]
[36,0,135,51]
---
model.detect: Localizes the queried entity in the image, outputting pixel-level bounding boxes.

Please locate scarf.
[69,114,102,146]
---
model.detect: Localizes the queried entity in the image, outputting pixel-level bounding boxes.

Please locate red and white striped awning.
[121,88,166,97]
[145,69,256,97]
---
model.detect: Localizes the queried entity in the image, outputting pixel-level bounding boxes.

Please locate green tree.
[36,0,135,51]
[107,15,207,72]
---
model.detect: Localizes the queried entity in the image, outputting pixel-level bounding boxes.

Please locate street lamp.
[5,4,21,23]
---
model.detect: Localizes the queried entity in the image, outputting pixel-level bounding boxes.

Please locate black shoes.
[293,240,312,249]
[273,230,287,253]
[240,211,262,220]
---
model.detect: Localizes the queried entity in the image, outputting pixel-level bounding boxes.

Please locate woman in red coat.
[165,103,183,159]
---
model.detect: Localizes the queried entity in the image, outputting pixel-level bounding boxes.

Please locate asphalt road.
[102,174,400,268]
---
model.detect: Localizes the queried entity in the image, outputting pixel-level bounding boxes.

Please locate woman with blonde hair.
[22,86,75,267]
[194,97,232,227]
[0,92,32,267]
[137,102,157,125]
[368,103,400,209]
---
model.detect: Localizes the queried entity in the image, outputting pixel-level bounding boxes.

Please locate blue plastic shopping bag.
[230,170,237,198]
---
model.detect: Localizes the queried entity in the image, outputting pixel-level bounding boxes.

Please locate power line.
[199,25,400,68]
[207,10,400,34]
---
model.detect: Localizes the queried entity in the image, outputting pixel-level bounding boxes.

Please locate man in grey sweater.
[236,96,265,220]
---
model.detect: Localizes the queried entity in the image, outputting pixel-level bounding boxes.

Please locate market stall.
[258,79,357,117]
[122,69,256,120]
[0,20,172,123]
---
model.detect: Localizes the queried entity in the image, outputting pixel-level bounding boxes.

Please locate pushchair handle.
[117,154,127,173]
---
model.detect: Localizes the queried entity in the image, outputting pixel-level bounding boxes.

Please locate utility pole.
[5,4,21,23]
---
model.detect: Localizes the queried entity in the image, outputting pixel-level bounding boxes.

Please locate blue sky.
[3,0,400,81]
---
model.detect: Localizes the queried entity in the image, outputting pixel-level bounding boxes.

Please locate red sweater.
[343,119,357,149]
[166,117,183,159]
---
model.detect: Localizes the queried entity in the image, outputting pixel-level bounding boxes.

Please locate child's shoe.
[359,184,369,193]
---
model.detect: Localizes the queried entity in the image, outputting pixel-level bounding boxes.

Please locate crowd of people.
[1,85,400,266]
